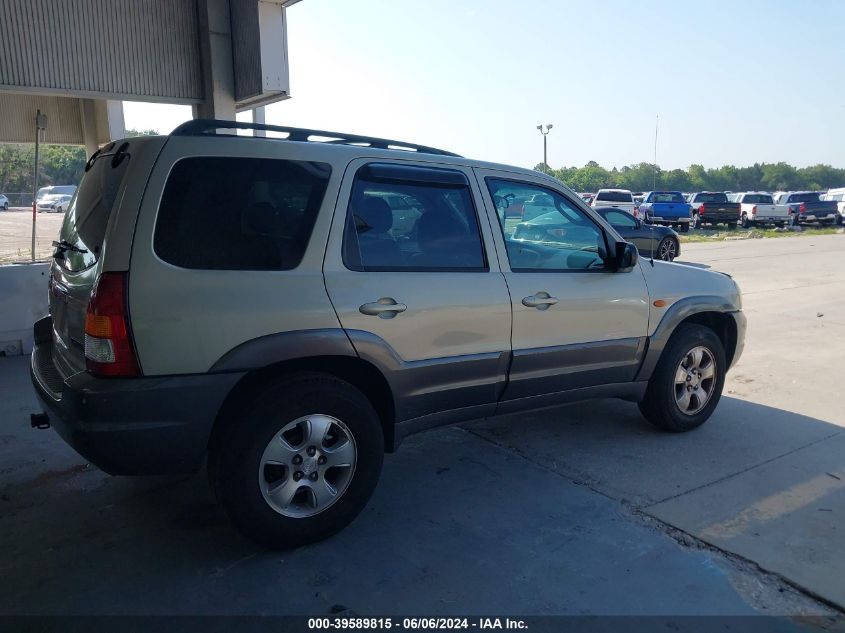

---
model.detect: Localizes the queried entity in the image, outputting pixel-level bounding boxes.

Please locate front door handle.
[359,298,407,318]
[522,292,559,310]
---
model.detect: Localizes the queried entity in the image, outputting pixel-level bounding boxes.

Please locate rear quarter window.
[154,157,331,271]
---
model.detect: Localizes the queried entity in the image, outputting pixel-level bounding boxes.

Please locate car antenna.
[649,115,659,267]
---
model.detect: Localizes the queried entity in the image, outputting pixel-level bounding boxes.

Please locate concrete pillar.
[79,99,99,157]
[253,106,266,137]
[193,0,236,121]
[106,100,125,139]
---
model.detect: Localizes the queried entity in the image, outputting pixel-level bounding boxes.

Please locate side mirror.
[612,241,638,272]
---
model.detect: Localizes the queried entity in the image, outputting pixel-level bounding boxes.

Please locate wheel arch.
[637,297,743,381]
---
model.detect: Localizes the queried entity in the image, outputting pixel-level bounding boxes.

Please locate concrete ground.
[1,234,844,618]
[0,208,64,263]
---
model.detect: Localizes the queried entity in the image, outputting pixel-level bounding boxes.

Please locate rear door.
[323,159,512,423]
[49,147,133,378]
[476,169,650,408]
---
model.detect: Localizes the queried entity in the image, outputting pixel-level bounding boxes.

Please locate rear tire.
[211,373,384,549]
[679,223,689,233]
[639,324,726,433]
[741,213,750,229]
[726,222,737,230]
[690,213,700,229]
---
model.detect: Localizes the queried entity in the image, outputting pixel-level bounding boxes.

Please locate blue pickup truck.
[639,191,691,233]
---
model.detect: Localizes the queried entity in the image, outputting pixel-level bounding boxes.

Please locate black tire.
[638,324,726,433]
[690,213,699,230]
[2,203,7,211]
[836,215,843,226]
[678,222,689,233]
[726,222,737,229]
[741,213,750,229]
[656,237,678,261]
[211,372,384,549]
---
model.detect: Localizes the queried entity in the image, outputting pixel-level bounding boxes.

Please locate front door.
[476,170,650,406]
[323,160,512,423]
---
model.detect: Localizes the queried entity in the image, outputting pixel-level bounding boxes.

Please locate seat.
[414,210,479,268]
[355,197,402,267]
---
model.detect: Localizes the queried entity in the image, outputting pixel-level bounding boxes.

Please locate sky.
[123,0,845,171]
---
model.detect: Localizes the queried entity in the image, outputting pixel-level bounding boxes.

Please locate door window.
[343,164,487,272]
[487,178,608,272]
[603,209,638,228]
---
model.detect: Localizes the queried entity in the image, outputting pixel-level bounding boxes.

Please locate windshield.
[651,192,685,203]
[696,193,728,203]
[789,193,820,203]
[56,147,130,272]
[595,191,632,203]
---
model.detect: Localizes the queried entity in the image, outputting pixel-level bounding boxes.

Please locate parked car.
[773,191,841,226]
[36,194,72,213]
[594,207,680,261]
[0,193,9,210]
[592,188,636,214]
[36,184,77,201]
[822,188,845,219]
[580,192,596,205]
[687,192,741,229]
[638,191,691,232]
[727,192,789,228]
[30,120,745,548]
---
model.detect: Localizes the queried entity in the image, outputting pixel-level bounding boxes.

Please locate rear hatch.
[49,145,132,380]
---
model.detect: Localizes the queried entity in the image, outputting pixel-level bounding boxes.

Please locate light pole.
[537,123,553,174]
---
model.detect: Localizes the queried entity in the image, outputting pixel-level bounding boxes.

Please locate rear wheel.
[741,213,750,229]
[2,202,8,210]
[639,324,726,432]
[726,222,737,230]
[656,237,678,262]
[212,373,384,548]
[690,213,700,229]
[678,223,689,233]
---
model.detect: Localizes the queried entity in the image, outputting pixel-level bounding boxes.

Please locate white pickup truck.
[727,192,790,228]
[591,189,637,215]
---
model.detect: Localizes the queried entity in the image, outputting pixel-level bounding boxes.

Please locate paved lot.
[0,208,65,263]
[1,234,843,618]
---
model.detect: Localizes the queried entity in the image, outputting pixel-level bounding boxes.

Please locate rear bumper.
[30,327,243,475]
[649,216,689,225]
[699,214,739,223]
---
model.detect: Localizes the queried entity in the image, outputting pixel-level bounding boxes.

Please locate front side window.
[154,157,331,270]
[343,164,487,272]
[487,178,608,272]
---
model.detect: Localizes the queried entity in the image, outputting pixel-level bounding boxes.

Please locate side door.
[476,169,650,410]
[323,160,512,425]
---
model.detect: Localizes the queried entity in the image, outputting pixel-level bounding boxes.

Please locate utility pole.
[537,123,553,174]
[653,114,659,191]
[31,110,47,262]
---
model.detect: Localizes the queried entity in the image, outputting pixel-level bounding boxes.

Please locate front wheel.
[212,373,384,548]
[656,237,678,261]
[639,324,726,432]
[2,202,8,211]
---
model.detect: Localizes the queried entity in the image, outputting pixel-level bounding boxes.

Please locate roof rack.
[170,119,461,157]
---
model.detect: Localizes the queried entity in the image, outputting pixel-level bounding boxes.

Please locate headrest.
[357,197,393,234]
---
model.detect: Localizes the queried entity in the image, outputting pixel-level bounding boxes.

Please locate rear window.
[788,192,820,203]
[695,193,728,203]
[154,157,331,271]
[595,190,632,203]
[743,194,773,204]
[650,192,685,203]
[56,149,129,272]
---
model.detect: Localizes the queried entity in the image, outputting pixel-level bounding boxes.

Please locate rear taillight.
[84,272,141,377]
[751,205,757,215]
[799,202,806,213]
[699,203,706,215]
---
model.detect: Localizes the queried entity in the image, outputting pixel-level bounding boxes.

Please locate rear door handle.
[359,298,407,318]
[522,292,559,310]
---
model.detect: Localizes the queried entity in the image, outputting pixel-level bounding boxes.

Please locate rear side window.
[596,190,632,203]
[154,157,331,270]
[342,163,487,272]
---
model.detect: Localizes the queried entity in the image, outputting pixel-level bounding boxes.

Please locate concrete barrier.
[0,263,49,355]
